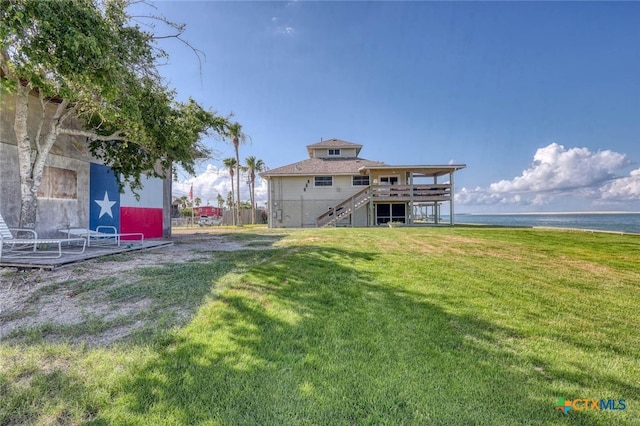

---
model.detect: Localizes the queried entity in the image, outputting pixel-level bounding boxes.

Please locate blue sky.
[136,1,640,212]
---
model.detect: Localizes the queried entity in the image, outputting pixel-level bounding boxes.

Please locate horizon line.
[457,211,640,216]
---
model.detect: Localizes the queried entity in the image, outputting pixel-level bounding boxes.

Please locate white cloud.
[173,164,268,207]
[455,187,529,206]
[456,143,637,210]
[599,168,640,201]
[489,143,629,193]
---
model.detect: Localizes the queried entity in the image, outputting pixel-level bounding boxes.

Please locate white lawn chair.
[58,226,144,247]
[0,213,86,260]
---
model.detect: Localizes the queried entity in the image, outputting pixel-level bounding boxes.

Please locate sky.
[133,1,640,213]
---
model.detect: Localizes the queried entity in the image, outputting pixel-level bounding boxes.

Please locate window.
[376,203,406,224]
[352,176,370,186]
[380,176,399,185]
[328,149,341,156]
[314,176,333,187]
[37,166,77,199]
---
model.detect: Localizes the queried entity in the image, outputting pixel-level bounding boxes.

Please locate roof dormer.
[306,138,363,159]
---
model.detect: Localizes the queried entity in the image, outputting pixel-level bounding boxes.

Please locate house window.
[314,176,333,187]
[376,203,406,224]
[352,176,370,186]
[328,149,341,156]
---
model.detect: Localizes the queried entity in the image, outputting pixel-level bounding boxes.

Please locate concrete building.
[1,92,172,238]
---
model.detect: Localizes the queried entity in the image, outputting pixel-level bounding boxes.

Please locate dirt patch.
[0,232,276,346]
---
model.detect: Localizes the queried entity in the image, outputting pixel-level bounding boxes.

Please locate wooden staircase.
[316,187,371,227]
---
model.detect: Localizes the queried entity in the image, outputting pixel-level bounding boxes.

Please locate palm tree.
[216,193,224,209]
[226,191,233,210]
[222,157,237,225]
[225,122,247,226]
[245,156,266,224]
[179,195,188,209]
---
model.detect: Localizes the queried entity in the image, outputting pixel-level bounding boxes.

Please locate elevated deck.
[371,184,451,202]
[316,184,454,227]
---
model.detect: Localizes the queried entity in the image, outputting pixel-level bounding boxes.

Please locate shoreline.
[532,226,640,236]
[458,211,640,216]
[457,222,640,236]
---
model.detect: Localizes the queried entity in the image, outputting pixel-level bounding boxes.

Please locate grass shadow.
[2,229,637,424]
[104,244,617,424]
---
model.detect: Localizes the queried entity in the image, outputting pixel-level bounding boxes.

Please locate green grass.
[1,227,639,424]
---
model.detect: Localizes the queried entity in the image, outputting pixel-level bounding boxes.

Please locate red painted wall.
[120,207,164,239]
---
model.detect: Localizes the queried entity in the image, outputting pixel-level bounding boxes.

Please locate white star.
[95,191,117,218]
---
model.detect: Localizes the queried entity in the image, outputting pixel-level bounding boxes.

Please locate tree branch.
[34,90,47,154]
[129,6,206,84]
[57,127,129,142]
[58,104,78,126]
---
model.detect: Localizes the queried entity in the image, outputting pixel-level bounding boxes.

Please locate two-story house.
[260,139,465,228]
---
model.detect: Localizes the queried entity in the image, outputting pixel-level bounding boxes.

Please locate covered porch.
[359,164,466,226]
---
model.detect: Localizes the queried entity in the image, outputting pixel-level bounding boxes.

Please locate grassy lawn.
[1,227,639,424]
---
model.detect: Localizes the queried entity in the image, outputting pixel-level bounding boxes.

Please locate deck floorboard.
[0,240,173,270]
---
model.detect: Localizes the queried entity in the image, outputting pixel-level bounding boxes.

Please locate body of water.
[455,213,640,234]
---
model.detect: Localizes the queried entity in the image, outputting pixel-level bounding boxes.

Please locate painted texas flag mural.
[89,163,163,239]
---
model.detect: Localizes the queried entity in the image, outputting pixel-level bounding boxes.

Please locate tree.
[216,193,224,209]
[222,157,237,224]
[245,156,265,224]
[0,0,227,228]
[193,197,201,207]
[224,122,247,226]
[178,195,189,209]
[225,191,233,210]
[179,207,193,218]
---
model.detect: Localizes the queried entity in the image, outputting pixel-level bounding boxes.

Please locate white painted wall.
[268,175,371,227]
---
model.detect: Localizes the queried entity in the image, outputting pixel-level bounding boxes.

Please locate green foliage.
[224,122,247,224]
[178,207,193,217]
[1,0,142,99]
[0,0,228,191]
[245,155,266,223]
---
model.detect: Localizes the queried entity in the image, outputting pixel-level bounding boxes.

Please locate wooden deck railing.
[371,184,450,201]
[315,184,451,227]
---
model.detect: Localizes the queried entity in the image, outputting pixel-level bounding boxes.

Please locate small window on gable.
[314,176,333,187]
[352,176,370,186]
[328,149,341,156]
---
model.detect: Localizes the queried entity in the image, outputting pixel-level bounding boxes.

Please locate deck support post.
[408,172,414,225]
[369,184,374,226]
[434,175,439,224]
[450,171,455,225]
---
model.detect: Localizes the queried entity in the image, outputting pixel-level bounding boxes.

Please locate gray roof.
[261,157,386,177]
[306,139,363,157]
[358,164,467,177]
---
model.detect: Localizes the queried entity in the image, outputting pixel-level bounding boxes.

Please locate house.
[260,139,465,228]
[193,206,223,218]
[0,91,172,238]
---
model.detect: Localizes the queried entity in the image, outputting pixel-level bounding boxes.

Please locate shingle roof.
[306,138,363,149]
[261,157,386,177]
[306,139,363,157]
